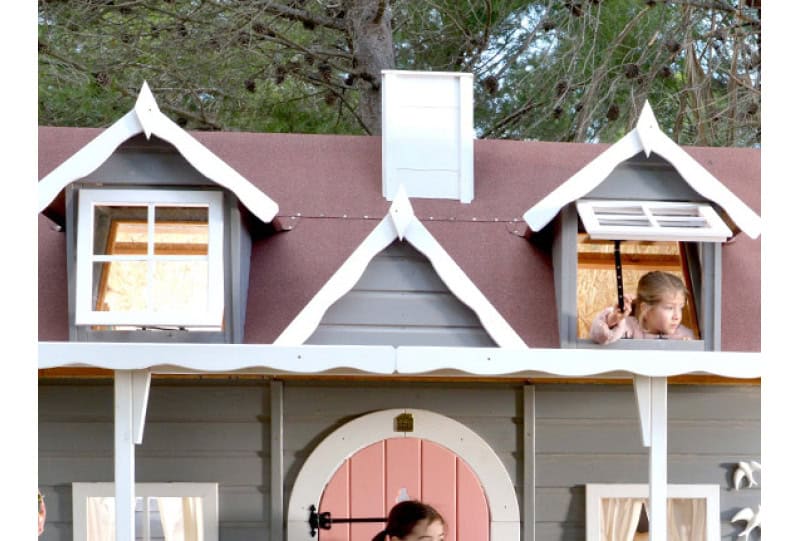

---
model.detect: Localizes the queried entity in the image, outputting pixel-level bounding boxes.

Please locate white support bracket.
[132,370,152,445]
[633,375,652,447]
[633,375,668,541]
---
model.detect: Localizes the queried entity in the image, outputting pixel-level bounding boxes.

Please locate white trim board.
[38,81,278,224]
[523,101,761,239]
[286,408,520,540]
[275,188,526,348]
[38,342,762,379]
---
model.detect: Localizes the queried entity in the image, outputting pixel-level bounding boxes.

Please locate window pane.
[152,261,209,313]
[94,205,148,255]
[154,206,209,256]
[576,236,699,339]
[94,261,149,312]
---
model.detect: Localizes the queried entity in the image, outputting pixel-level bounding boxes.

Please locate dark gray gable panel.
[587,152,706,202]
[305,240,497,347]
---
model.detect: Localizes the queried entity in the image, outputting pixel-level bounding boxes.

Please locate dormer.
[381,70,474,203]
[38,82,278,343]
[523,102,761,351]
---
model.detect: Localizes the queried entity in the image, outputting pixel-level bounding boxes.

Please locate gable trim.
[274,193,527,347]
[522,101,761,239]
[38,82,278,224]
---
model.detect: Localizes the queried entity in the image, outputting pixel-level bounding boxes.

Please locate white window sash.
[75,189,224,327]
[585,483,720,541]
[576,199,732,242]
[72,482,218,541]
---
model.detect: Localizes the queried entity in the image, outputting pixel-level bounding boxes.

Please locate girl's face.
[391,519,445,541]
[642,291,685,335]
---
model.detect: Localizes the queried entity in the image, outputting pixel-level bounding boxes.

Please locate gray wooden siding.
[534,384,761,540]
[305,241,497,346]
[587,152,704,202]
[38,381,273,541]
[38,380,759,541]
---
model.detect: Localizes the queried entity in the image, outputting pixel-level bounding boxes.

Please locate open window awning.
[576,199,733,242]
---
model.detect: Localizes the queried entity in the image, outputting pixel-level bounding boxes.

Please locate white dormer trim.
[274,187,526,347]
[522,101,761,239]
[38,81,278,224]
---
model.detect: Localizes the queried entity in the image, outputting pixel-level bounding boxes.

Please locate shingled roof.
[38,127,761,351]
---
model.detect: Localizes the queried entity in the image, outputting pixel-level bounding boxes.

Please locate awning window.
[576,199,732,242]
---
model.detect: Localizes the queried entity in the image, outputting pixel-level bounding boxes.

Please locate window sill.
[575,338,706,351]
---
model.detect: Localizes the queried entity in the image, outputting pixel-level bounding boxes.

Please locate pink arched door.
[318,438,489,541]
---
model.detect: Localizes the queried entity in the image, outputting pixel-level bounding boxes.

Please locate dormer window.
[75,189,224,330]
[523,101,761,351]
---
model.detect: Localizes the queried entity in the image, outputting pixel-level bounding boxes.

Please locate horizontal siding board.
[535,419,760,455]
[218,524,269,541]
[535,487,583,523]
[218,487,267,521]
[282,416,517,454]
[307,326,496,346]
[314,290,484,326]
[534,523,583,541]
[39,456,265,485]
[534,385,760,421]
[145,385,270,422]
[284,383,520,418]
[354,257,448,292]
[39,421,265,453]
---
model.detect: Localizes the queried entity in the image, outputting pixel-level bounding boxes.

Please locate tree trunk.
[345,0,395,135]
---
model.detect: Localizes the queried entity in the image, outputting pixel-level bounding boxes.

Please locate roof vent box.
[381,70,474,203]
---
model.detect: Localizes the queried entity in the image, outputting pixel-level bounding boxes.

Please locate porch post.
[114,370,136,541]
[633,376,668,541]
[114,369,151,541]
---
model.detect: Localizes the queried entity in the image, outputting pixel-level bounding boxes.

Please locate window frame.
[71,482,219,541]
[75,188,225,328]
[553,205,720,351]
[585,483,720,541]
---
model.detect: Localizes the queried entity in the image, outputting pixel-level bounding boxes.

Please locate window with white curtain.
[585,484,719,541]
[72,483,218,541]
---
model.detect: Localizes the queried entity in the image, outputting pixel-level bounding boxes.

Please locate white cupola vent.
[381,70,474,203]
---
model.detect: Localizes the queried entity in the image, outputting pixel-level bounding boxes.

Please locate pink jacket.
[590,306,695,344]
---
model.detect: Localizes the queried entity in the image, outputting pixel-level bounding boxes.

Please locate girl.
[371,500,446,541]
[590,270,695,344]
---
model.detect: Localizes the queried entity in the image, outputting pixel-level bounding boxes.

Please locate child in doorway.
[590,270,695,344]
[371,500,446,541]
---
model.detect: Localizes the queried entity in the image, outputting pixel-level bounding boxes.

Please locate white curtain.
[87,497,115,541]
[157,496,203,541]
[667,498,706,541]
[600,498,646,541]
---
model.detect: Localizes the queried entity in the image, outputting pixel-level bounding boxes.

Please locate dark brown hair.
[371,500,445,541]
